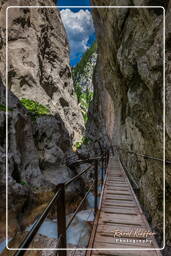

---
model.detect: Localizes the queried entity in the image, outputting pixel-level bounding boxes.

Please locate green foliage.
[72,41,97,81]
[74,83,82,103]
[72,42,96,124]
[73,136,92,150]
[0,104,13,112]
[80,90,93,123]
[74,140,83,150]
[20,98,50,119]
[20,180,28,186]
[0,104,6,111]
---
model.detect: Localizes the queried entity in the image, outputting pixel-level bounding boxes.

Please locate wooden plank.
[102,200,136,207]
[101,207,139,215]
[118,160,162,252]
[105,188,130,192]
[106,177,123,179]
[91,243,159,256]
[103,194,133,200]
[106,175,123,177]
[93,241,158,249]
[106,181,127,184]
[105,190,131,195]
[99,213,143,224]
[99,219,143,227]
[86,169,108,256]
[86,157,162,256]
[106,177,125,180]
[94,234,155,247]
[105,182,129,185]
[96,224,147,233]
[105,185,130,189]
[94,241,160,250]
[91,252,158,256]
[105,187,130,191]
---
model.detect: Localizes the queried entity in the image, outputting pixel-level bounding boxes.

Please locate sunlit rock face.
[73,52,97,93]
[90,0,171,252]
[0,0,85,241]
[0,0,84,142]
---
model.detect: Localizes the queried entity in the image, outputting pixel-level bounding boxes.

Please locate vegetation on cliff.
[20,98,50,119]
[73,41,97,82]
[72,42,97,123]
[0,104,13,112]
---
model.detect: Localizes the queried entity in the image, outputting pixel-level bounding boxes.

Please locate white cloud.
[60,9,95,62]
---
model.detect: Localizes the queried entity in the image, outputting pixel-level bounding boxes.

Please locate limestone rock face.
[0,78,45,236]
[73,52,97,93]
[0,0,84,142]
[33,115,71,169]
[0,76,78,238]
[0,0,84,241]
[90,0,171,253]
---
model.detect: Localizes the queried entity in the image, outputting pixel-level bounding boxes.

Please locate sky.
[56,0,96,66]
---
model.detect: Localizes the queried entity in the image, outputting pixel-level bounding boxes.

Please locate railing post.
[57,183,67,256]
[94,159,98,217]
[101,154,104,189]
[107,150,110,165]
[104,150,107,171]
[111,145,114,156]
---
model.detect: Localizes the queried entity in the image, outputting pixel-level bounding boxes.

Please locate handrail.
[66,155,104,167]
[14,149,110,256]
[65,165,92,186]
[66,181,94,230]
[94,139,103,155]
[113,145,171,164]
[14,188,61,256]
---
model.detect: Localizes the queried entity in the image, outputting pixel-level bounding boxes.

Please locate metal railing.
[14,148,110,256]
[112,145,171,164]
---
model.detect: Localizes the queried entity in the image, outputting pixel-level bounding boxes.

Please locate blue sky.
[56,0,96,66]
[57,0,90,10]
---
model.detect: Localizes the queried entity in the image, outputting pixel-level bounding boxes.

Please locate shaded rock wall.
[90,0,171,253]
[0,78,47,236]
[0,0,84,240]
[0,0,84,142]
[0,77,77,239]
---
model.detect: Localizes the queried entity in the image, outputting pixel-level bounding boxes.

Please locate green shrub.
[20,98,50,119]
[80,90,93,123]
[73,136,92,150]
[20,180,28,186]
[0,104,13,112]
[0,104,6,111]
[73,41,97,80]
[72,42,96,124]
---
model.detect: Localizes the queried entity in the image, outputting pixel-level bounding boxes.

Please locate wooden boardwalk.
[87,156,162,256]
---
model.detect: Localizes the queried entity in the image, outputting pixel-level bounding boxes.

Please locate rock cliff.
[90,0,171,253]
[0,0,84,142]
[73,45,97,94]
[0,0,84,242]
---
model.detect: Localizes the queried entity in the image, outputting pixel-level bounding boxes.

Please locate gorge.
[0,0,170,255]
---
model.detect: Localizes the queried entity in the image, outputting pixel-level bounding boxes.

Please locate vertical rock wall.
[90,0,171,253]
[0,0,84,240]
[0,0,84,141]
